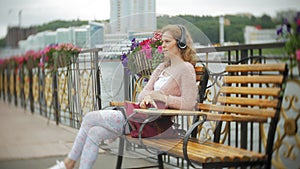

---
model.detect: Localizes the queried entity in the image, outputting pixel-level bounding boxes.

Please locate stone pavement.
[0,100,177,169]
[0,101,79,161]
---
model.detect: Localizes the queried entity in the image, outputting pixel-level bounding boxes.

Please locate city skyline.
[0,0,299,39]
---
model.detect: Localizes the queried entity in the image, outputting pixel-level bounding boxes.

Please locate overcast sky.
[0,0,299,38]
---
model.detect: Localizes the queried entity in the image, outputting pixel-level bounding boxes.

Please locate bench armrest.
[134,108,268,122]
[109,101,125,107]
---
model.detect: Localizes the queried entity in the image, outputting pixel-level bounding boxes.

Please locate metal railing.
[0,41,299,169]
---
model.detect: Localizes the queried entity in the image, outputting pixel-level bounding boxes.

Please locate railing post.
[3,68,8,101]
[29,69,34,113]
[94,51,102,110]
[13,68,18,106]
[69,60,77,128]
[7,69,12,103]
[123,69,130,101]
[21,67,26,109]
[38,67,45,115]
[52,71,59,125]
[0,69,2,100]
[240,49,248,149]
[1,69,4,101]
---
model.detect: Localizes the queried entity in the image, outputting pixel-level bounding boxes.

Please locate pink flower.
[38,61,44,68]
[296,49,300,61]
[44,56,49,62]
[158,46,163,53]
[141,44,152,59]
[15,57,25,64]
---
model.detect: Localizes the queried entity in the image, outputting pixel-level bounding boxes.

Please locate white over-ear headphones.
[177,25,187,49]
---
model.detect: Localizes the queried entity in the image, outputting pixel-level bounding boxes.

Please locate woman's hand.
[139,91,166,109]
[139,95,157,109]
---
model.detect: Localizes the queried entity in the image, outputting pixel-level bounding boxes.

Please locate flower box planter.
[38,43,81,71]
[121,31,163,76]
[132,51,153,76]
[54,53,78,69]
[55,54,70,68]
[26,57,37,70]
[8,60,17,70]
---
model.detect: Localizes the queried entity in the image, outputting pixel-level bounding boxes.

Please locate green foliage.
[0,38,5,47]
[36,20,89,32]
[157,14,279,44]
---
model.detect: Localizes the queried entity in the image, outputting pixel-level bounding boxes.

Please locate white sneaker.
[48,160,66,169]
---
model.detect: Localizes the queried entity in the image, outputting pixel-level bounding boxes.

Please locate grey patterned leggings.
[68,109,125,169]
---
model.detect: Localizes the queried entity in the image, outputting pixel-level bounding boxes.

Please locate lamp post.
[18,10,22,28]
[219,16,224,45]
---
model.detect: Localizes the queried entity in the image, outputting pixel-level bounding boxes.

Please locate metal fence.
[0,42,299,168]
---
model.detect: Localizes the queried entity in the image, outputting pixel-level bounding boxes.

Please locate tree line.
[157,14,280,45]
[0,13,285,48]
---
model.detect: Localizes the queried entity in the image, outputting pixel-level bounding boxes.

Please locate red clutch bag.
[124,101,178,138]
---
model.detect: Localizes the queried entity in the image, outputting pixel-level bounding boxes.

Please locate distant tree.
[0,38,5,47]
[36,20,89,32]
[259,14,275,28]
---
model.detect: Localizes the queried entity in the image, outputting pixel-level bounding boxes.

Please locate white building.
[73,26,89,48]
[56,28,74,44]
[244,26,277,44]
[32,32,45,50]
[18,40,27,54]
[44,31,56,46]
[89,21,105,48]
[18,31,57,53]
[110,0,156,34]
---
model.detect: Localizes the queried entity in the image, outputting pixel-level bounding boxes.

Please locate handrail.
[196,42,285,53]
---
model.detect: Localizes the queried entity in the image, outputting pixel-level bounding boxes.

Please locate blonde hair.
[161,25,197,66]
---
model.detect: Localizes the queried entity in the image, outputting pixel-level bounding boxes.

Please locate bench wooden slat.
[110,101,124,107]
[217,96,279,108]
[186,142,261,162]
[198,103,276,117]
[194,66,205,72]
[195,66,206,82]
[125,136,266,163]
[223,75,284,84]
[134,109,268,122]
[127,137,226,162]
[219,86,281,96]
[169,139,264,162]
[225,63,287,72]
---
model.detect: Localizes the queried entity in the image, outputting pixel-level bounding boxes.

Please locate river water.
[98,61,125,107]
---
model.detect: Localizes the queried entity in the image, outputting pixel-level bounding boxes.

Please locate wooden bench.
[114,65,209,169]
[115,63,288,169]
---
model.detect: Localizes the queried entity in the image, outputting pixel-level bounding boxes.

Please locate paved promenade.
[0,100,176,169]
[0,101,78,161]
[3,97,298,168]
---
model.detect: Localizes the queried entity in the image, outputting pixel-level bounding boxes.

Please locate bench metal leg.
[116,136,125,169]
[157,154,164,169]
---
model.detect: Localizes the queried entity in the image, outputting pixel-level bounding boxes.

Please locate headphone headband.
[177,25,187,49]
